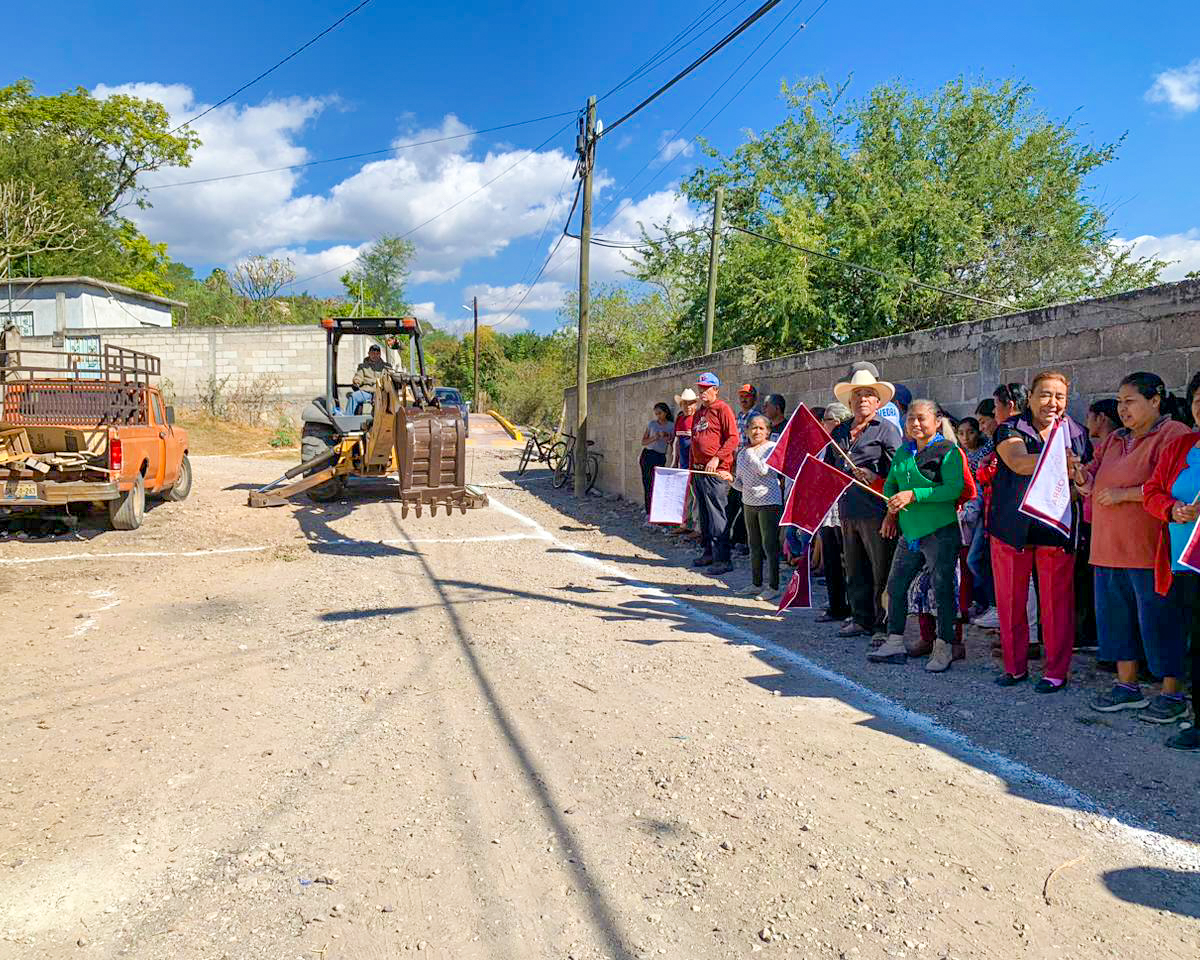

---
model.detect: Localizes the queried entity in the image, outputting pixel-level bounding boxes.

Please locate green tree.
[549,284,673,381]
[0,79,199,292]
[637,77,1165,358]
[341,234,415,315]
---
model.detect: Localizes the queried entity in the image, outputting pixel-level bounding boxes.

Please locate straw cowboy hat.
[833,368,895,406]
[674,387,699,406]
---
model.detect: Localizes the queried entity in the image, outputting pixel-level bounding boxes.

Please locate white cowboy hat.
[833,369,895,406]
[674,387,699,405]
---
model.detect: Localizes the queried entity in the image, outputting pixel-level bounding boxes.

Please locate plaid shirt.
[736,404,762,450]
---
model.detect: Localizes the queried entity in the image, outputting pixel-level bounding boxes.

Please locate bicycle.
[552,433,601,492]
[517,430,566,475]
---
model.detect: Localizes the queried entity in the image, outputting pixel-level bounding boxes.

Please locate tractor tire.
[164,454,193,502]
[108,474,146,530]
[301,424,346,503]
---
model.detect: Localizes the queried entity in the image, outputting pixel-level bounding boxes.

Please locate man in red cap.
[691,372,739,573]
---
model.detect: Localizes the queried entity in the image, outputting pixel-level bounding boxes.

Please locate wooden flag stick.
[826,438,890,502]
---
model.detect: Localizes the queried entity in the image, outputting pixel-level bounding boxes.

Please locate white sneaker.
[759,588,781,603]
[738,584,760,596]
[972,607,1000,628]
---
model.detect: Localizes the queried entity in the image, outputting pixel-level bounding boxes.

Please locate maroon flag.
[1179,516,1200,574]
[766,403,833,481]
[777,566,811,612]
[780,454,855,534]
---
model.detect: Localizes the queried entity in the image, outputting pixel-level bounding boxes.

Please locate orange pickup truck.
[0,345,191,530]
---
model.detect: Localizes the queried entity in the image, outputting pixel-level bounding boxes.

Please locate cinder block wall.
[566,279,1200,501]
[21,326,388,409]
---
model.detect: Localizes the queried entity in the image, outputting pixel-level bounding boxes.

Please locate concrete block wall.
[566,279,1200,502]
[20,326,391,410]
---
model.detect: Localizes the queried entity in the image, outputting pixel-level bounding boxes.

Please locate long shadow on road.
[500,467,1200,857]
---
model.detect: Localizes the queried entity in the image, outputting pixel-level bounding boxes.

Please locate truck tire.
[108,474,146,530]
[301,424,346,502]
[164,454,193,502]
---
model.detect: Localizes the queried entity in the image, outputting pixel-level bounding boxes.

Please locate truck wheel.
[108,475,145,530]
[164,454,193,502]
[301,424,346,502]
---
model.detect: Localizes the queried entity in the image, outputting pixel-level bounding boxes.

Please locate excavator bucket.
[395,401,486,518]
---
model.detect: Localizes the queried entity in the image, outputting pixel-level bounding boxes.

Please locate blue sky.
[13,0,1200,333]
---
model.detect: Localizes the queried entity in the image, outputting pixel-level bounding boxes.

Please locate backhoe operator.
[345,344,390,415]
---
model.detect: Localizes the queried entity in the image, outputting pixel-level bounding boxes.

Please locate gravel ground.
[0,449,1197,960]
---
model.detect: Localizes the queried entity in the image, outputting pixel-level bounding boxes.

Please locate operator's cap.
[695,372,720,388]
[368,343,382,352]
[738,383,756,397]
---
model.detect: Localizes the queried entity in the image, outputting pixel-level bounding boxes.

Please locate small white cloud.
[1146,60,1200,113]
[655,130,695,166]
[408,301,446,327]
[1118,229,1200,280]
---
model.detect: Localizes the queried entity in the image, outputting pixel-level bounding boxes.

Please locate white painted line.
[0,533,543,565]
[486,493,1200,870]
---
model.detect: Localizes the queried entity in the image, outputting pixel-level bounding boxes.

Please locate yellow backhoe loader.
[248,316,486,517]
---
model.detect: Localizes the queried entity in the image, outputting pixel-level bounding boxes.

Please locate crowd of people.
[635,363,1200,753]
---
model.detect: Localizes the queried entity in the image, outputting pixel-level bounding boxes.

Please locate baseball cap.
[368,343,382,352]
[738,383,756,396]
[696,372,720,388]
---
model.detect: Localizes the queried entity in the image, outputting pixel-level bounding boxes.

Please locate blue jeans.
[1094,566,1186,679]
[967,521,994,608]
[345,389,373,415]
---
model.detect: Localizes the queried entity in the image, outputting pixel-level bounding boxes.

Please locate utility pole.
[574,95,597,498]
[471,295,480,413]
[703,184,723,355]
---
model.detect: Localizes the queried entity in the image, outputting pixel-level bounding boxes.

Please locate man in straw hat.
[825,364,903,640]
[690,372,739,574]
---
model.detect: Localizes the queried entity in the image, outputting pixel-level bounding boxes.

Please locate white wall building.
[0,276,185,338]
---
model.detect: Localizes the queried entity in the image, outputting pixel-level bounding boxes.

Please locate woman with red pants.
[989,371,1092,692]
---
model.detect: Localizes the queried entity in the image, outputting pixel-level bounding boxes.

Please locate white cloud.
[1146,60,1200,113]
[655,130,695,166]
[461,280,567,312]
[96,84,578,295]
[545,187,703,285]
[1118,229,1200,279]
[408,301,446,328]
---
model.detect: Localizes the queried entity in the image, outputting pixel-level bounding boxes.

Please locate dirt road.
[1,451,1197,959]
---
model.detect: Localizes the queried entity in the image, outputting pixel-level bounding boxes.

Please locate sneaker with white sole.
[1091,684,1150,713]
[971,607,1000,628]
[1139,694,1191,725]
[738,584,761,597]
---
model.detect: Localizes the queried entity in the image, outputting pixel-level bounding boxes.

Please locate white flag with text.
[1019,418,1072,536]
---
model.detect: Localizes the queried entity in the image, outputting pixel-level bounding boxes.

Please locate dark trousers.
[1182,574,1200,699]
[723,488,748,546]
[842,515,897,631]
[966,522,994,608]
[819,525,849,617]
[886,524,962,643]
[693,474,731,563]
[745,504,783,589]
[639,449,666,514]
[1075,522,1097,648]
[1095,567,1187,679]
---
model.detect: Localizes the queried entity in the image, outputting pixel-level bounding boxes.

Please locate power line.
[597,0,829,226]
[727,224,1008,308]
[170,0,375,133]
[600,0,785,138]
[598,0,750,104]
[149,110,578,189]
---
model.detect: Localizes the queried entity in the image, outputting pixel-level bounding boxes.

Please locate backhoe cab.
[248,316,486,517]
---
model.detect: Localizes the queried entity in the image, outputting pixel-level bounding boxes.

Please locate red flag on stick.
[766,403,833,481]
[776,566,811,612]
[780,454,855,534]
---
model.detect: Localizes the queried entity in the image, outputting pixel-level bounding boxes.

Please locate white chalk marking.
[0,533,543,566]
[486,493,1200,870]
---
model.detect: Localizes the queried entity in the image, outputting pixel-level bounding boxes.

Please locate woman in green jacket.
[869,399,965,672]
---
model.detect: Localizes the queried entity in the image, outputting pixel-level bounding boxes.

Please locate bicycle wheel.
[552,451,572,488]
[584,453,600,493]
[546,441,567,472]
[518,438,535,475]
